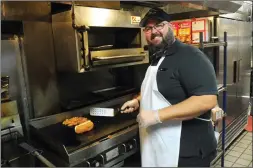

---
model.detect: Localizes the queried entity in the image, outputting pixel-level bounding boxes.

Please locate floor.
[214,130,252,167]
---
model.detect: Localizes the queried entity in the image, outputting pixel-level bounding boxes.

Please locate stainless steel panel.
[51,22,81,72]
[217,18,251,134]
[217,18,240,127]
[22,22,61,118]
[237,21,252,113]
[52,1,121,10]
[1,39,25,136]
[54,6,143,28]
[1,2,51,21]
[217,18,238,93]
[1,39,19,100]
[1,37,33,139]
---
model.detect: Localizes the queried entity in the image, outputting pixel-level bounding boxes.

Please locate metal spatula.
[89,107,121,117]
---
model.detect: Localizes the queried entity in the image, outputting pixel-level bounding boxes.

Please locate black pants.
[178,151,216,167]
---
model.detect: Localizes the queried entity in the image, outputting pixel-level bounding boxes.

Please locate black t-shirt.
[151,40,218,158]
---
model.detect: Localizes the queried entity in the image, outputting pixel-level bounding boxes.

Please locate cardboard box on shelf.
[191,18,210,44]
[170,21,179,37]
[177,20,192,44]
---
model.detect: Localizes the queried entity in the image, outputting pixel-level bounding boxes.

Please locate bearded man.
[121,7,218,167]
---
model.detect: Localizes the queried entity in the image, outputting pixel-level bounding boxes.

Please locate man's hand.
[137,110,162,128]
[121,99,139,113]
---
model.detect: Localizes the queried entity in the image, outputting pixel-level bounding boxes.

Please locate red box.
[177,20,192,43]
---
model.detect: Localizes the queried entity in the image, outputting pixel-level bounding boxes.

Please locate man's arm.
[158,95,217,122]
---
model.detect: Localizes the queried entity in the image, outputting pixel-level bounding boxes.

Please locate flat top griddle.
[37,112,137,154]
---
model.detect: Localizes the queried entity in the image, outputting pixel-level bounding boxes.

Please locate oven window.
[88,27,141,51]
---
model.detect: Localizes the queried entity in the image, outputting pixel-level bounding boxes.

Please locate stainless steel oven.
[52,5,149,73]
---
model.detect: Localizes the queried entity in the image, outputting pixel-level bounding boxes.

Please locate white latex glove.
[121,99,139,113]
[137,110,162,128]
[211,106,224,121]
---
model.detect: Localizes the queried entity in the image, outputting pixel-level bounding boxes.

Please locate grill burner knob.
[126,138,137,151]
[85,161,91,167]
[128,144,133,150]
[126,143,134,151]
[120,143,127,153]
[92,160,100,167]
[91,154,104,167]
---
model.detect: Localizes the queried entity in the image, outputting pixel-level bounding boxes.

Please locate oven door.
[91,48,147,66]
[52,23,149,73]
[77,26,149,72]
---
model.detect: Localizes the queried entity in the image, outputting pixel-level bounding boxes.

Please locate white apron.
[139,57,182,167]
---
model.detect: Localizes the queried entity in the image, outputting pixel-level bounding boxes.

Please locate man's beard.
[148,28,175,56]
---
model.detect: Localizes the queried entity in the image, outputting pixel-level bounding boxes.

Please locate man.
[121,7,218,167]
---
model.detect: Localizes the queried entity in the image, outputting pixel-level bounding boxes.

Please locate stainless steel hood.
[120,1,170,8]
[219,1,252,21]
[158,1,250,21]
[182,1,241,14]
[121,1,241,14]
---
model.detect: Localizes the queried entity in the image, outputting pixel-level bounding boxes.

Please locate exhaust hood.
[120,1,170,8]
[183,1,242,14]
[219,1,252,21]
[120,1,242,14]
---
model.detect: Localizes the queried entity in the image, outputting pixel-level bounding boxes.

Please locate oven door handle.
[92,53,147,60]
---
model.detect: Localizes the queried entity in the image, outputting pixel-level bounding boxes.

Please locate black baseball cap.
[139,7,171,27]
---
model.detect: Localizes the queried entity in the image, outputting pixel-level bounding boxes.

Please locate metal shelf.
[198,32,228,167]
[203,42,226,48]
[217,84,226,94]
[192,42,227,48]
[218,86,226,94]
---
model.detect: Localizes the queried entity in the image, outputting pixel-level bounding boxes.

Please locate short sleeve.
[178,50,218,97]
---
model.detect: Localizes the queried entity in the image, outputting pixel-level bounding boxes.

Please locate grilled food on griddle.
[75,120,94,134]
[62,117,94,134]
[63,117,88,126]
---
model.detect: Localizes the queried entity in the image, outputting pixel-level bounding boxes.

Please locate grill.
[29,95,140,167]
